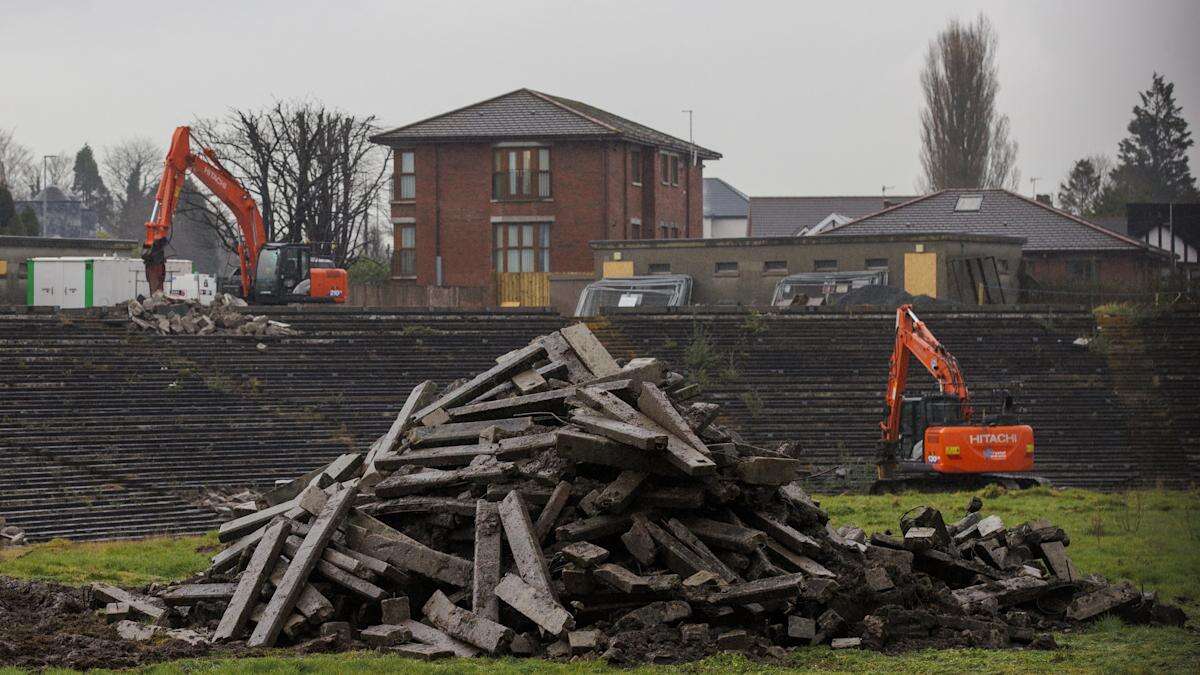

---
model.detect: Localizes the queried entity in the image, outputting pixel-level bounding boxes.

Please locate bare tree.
[39,154,73,192]
[103,138,162,239]
[184,100,389,267]
[0,128,36,197]
[918,15,1019,191]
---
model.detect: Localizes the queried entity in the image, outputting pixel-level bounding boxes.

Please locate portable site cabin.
[26,257,195,308]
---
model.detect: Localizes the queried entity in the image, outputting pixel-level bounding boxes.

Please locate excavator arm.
[142,126,267,298]
[880,304,972,444]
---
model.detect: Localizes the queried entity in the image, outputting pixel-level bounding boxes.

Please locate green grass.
[0,532,217,587]
[1,490,1198,673]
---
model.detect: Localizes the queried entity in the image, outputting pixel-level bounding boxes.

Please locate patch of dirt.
[0,577,223,670]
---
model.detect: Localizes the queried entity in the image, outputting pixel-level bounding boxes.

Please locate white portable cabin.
[26,257,200,308]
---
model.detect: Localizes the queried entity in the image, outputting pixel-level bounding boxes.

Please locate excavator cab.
[897,394,965,461]
[253,243,347,304]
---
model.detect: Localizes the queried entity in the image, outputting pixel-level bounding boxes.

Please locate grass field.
[1,487,1197,673]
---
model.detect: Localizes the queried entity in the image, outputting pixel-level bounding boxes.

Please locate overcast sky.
[2,0,1197,198]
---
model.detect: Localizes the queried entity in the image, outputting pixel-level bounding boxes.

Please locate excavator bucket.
[142,239,167,295]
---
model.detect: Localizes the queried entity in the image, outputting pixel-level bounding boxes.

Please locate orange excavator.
[143,126,348,304]
[871,304,1043,493]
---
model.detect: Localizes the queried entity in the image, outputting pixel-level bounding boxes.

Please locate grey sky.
[3,0,1197,198]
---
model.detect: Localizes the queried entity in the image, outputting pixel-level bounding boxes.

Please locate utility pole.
[1029,176,1041,197]
[682,110,695,166]
[42,155,54,236]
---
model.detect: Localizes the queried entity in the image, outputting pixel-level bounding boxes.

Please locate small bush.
[347,258,390,285]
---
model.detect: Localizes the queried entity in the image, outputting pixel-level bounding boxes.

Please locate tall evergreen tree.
[1096,73,1197,214]
[1056,156,1110,217]
[14,207,40,236]
[72,143,113,231]
[0,183,14,231]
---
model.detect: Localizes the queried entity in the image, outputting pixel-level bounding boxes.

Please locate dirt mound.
[0,577,216,670]
[835,284,954,309]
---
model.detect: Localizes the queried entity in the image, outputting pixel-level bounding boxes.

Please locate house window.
[670,155,680,186]
[764,260,788,274]
[396,151,415,200]
[395,225,416,277]
[649,263,671,274]
[865,257,889,269]
[1066,258,1098,283]
[954,194,983,212]
[493,148,551,200]
[631,148,643,185]
[715,261,738,275]
[494,222,551,272]
[814,259,838,272]
[18,261,28,279]
[660,153,670,185]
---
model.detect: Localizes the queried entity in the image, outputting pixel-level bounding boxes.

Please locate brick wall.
[390,140,703,302]
[1023,251,1161,288]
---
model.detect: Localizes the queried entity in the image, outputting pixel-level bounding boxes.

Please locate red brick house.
[370,89,720,307]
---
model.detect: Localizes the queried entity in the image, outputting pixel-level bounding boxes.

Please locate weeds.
[739,390,764,418]
[741,310,769,335]
[1113,490,1146,534]
[683,323,721,388]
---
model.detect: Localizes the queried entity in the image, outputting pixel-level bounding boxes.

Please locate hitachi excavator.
[871,304,1045,493]
[142,126,348,304]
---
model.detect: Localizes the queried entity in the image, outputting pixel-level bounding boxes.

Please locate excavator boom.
[880,305,972,443]
[142,126,267,298]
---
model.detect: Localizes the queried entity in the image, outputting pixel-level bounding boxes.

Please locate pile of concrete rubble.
[125,293,298,337]
[98,324,1183,662]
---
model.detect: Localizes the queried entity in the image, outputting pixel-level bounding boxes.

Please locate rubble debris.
[100,323,1184,665]
[125,292,300,337]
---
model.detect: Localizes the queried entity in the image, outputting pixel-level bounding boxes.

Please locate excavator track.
[869,472,1051,495]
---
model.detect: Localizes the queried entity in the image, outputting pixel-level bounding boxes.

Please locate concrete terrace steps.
[1,307,1196,541]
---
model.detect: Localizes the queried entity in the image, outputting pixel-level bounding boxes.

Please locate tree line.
[0,100,391,273]
[917,15,1196,218]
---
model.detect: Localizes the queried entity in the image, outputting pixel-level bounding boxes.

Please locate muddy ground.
[0,577,223,670]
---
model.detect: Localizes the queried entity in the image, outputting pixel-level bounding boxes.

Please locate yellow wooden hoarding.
[903,252,938,298]
[495,272,550,307]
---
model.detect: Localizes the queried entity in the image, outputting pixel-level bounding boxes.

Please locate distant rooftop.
[824,189,1158,253]
[749,195,918,237]
[703,178,749,219]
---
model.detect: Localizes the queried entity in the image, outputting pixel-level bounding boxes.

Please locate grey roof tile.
[822,189,1155,252]
[372,89,719,159]
[749,195,918,237]
[703,178,749,218]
